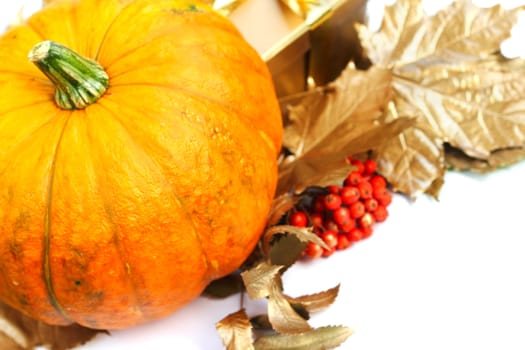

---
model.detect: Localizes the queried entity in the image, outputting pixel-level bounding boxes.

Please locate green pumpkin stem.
[29,41,109,110]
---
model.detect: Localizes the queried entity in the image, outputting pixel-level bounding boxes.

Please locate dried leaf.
[371,99,445,198]
[241,262,284,300]
[356,0,525,197]
[250,314,273,330]
[203,273,245,299]
[445,145,525,173]
[268,234,307,270]
[0,302,102,350]
[285,285,340,314]
[216,309,255,350]
[278,64,411,194]
[267,282,312,334]
[253,326,353,350]
[266,193,300,227]
[262,225,329,258]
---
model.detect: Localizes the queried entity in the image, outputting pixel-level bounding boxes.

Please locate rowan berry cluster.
[288,158,392,259]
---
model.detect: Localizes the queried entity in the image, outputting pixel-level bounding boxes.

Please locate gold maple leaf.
[277,64,413,195]
[356,0,525,198]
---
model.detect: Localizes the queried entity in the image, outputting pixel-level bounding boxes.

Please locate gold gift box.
[225,0,367,97]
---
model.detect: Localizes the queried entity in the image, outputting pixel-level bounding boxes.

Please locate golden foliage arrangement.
[1,0,525,349]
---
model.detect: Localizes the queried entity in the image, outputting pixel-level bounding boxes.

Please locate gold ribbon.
[280,0,325,18]
[203,0,247,16]
[209,0,330,18]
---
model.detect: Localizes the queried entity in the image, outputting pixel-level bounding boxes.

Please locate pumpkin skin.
[0,0,282,329]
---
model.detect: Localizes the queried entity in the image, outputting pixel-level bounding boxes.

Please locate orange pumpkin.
[0,0,282,329]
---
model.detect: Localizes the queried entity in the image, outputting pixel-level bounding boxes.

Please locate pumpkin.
[0,0,282,329]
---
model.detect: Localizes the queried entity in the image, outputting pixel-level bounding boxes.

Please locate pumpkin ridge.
[80,107,146,327]
[24,18,47,42]
[99,32,205,71]
[106,43,267,82]
[0,100,52,120]
[92,0,184,68]
[92,0,128,61]
[99,22,251,75]
[94,0,237,68]
[90,196,146,326]
[0,71,51,82]
[108,82,280,157]
[0,108,63,175]
[43,111,74,324]
[93,101,213,276]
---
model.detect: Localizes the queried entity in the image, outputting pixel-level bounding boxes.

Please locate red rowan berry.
[324,219,339,232]
[373,205,389,222]
[322,247,335,257]
[378,190,392,207]
[359,212,375,229]
[370,175,387,189]
[349,158,365,174]
[348,228,364,242]
[305,242,323,258]
[364,198,378,212]
[349,201,365,219]
[361,226,373,239]
[338,219,356,233]
[340,186,360,205]
[344,171,363,186]
[363,159,377,175]
[336,234,352,250]
[327,185,340,194]
[373,186,389,201]
[358,181,373,199]
[310,212,324,228]
[289,211,308,227]
[321,230,339,249]
[332,207,351,225]
[323,193,342,211]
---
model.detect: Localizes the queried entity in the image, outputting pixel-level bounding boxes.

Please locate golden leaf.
[267,281,312,334]
[216,309,255,350]
[356,0,525,197]
[0,302,101,350]
[253,326,353,350]
[446,145,525,173]
[278,63,412,194]
[241,262,284,300]
[285,284,340,313]
[262,225,329,258]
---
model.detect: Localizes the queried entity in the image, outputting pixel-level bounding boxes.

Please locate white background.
[2,1,525,349]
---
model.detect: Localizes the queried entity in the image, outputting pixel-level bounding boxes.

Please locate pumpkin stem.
[29,41,109,110]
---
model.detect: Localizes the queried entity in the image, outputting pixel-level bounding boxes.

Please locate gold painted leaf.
[285,284,340,314]
[203,273,244,299]
[446,145,525,173]
[0,302,101,350]
[241,262,284,300]
[266,193,301,227]
[253,326,353,350]
[267,281,312,334]
[263,225,329,258]
[268,234,307,269]
[356,0,525,197]
[278,64,412,194]
[216,309,255,350]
